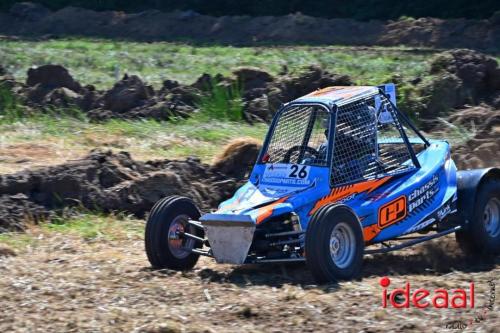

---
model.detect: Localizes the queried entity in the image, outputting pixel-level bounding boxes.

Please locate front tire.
[456,179,500,255]
[305,205,364,283]
[145,196,203,270]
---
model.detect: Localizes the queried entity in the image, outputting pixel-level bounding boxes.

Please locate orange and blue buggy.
[145,84,500,283]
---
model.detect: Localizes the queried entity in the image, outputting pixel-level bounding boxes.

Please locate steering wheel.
[283,145,319,163]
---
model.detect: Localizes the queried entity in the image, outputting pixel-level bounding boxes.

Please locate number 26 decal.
[288,164,308,179]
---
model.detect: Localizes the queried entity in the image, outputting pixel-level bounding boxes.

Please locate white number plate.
[262,164,311,185]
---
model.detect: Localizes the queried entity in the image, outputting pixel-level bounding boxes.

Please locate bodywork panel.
[204,140,457,246]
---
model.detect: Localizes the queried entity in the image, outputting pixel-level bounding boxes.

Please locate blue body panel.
[209,139,457,244]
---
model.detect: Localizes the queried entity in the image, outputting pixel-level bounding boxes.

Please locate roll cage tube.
[328,94,423,187]
[256,101,334,165]
[378,88,430,148]
[375,89,422,169]
[257,93,425,181]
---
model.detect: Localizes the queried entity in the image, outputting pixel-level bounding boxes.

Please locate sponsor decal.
[263,164,311,186]
[437,203,452,221]
[408,175,439,213]
[336,193,356,204]
[378,195,407,228]
[261,186,293,196]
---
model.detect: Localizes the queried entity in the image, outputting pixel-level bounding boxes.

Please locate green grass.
[0,231,39,250]
[0,112,267,170]
[46,213,144,241]
[0,82,25,122]
[196,81,244,121]
[0,38,435,89]
[0,213,145,251]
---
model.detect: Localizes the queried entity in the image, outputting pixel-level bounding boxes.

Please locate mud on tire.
[145,196,204,270]
[305,205,364,283]
[456,179,500,256]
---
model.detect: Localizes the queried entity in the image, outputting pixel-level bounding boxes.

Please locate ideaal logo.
[445,280,496,330]
[379,277,496,330]
[379,277,475,309]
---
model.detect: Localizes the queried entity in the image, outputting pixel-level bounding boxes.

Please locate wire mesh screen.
[376,94,416,174]
[265,105,330,166]
[331,94,415,185]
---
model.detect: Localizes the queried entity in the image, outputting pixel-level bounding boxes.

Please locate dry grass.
[0,117,267,174]
[0,222,498,332]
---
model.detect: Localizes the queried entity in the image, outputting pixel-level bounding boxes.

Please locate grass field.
[0,114,267,173]
[0,212,144,250]
[0,38,477,173]
[0,39,437,88]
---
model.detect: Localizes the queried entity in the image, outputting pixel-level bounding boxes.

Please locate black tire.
[456,179,500,256]
[305,204,364,283]
[145,196,203,270]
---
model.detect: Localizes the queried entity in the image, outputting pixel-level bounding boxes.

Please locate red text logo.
[380,277,475,309]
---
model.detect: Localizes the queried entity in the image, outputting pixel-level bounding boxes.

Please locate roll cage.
[257,88,430,187]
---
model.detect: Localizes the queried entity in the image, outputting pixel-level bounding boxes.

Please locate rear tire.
[456,179,500,256]
[305,205,364,283]
[145,196,203,270]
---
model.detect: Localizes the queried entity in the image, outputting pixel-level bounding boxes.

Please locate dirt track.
[0,229,498,332]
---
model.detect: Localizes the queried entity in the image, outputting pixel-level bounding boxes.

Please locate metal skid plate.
[200,214,255,264]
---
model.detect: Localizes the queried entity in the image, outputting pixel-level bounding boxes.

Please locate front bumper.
[200,214,255,264]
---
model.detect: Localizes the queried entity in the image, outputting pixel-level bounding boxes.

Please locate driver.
[332,104,378,181]
[300,117,329,165]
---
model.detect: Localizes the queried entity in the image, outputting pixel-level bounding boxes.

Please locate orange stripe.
[309,177,391,216]
[363,224,380,242]
[255,196,289,224]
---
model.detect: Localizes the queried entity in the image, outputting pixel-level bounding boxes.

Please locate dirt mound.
[26,64,82,92]
[452,112,500,169]
[379,17,500,50]
[269,65,352,110]
[415,49,500,119]
[9,2,50,22]
[430,49,500,94]
[23,64,86,106]
[446,104,500,169]
[0,194,49,232]
[10,62,354,122]
[400,50,500,170]
[0,150,247,231]
[0,245,16,257]
[240,65,352,121]
[212,138,262,178]
[101,74,153,113]
[447,105,497,131]
[0,4,499,49]
[19,68,199,121]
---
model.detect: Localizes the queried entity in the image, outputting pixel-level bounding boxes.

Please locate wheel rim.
[483,197,500,238]
[167,214,194,259]
[329,222,356,269]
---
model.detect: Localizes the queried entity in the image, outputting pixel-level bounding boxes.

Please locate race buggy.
[145,84,500,283]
